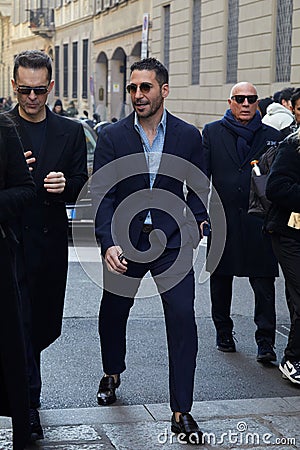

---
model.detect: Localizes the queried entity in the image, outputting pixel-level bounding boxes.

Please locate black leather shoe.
[257,340,276,363]
[216,331,236,352]
[97,374,120,406]
[29,408,44,441]
[171,413,204,445]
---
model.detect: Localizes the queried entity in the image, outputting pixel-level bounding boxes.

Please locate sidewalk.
[1,396,299,449]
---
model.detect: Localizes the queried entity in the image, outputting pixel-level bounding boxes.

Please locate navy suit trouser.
[99,231,198,413]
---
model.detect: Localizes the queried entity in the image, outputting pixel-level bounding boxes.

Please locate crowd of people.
[1,50,299,448]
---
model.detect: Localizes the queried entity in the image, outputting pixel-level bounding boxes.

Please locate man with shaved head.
[203,82,283,362]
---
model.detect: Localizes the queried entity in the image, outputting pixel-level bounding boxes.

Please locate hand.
[105,246,127,274]
[44,171,66,193]
[24,151,36,171]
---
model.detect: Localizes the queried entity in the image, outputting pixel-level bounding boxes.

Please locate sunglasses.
[126,82,153,94]
[17,85,49,95]
[231,95,258,104]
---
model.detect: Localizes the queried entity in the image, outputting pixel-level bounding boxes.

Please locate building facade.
[1,0,299,127]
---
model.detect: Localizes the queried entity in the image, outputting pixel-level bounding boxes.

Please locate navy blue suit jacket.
[92,111,208,257]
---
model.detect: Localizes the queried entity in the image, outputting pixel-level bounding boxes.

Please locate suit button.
[43,227,49,234]
[44,200,50,206]
[24,225,29,231]
[238,187,243,192]
[238,168,243,172]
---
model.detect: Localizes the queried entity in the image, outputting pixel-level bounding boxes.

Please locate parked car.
[66,119,97,233]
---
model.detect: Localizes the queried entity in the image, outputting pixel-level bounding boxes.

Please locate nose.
[242,98,249,105]
[28,89,37,99]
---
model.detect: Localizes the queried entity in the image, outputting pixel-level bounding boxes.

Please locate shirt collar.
[134,108,167,134]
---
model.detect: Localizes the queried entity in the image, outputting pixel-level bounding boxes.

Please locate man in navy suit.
[203,82,282,361]
[7,50,88,442]
[92,58,208,444]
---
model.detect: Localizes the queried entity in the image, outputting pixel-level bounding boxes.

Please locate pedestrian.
[52,98,67,116]
[66,100,78,117]
[257,97,273,118]
[202,82,282,362]
[6,49,88,441]
[91,57,209,445]
[265,129,300,384]
[0,114,36,449]
[262,87,296,136]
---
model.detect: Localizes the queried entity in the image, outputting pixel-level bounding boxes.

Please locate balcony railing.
[27,8,55,38]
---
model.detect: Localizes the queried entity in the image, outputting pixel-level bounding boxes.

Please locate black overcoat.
[0,116,36,450]
[7,106,88,352]
[202,119,281,277]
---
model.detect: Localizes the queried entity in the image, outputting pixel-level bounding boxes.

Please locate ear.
[227,98,232,107]
[47,80,55,93]
[11,78,17,92]
[161,83,169,99]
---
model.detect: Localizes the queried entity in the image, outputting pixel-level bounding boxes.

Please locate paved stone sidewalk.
[1,396,299,449]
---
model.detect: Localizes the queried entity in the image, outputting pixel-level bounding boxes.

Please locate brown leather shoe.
[171,413,204,445]
[97,375,120,406]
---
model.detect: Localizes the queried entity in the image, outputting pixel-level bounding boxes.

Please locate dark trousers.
[99,232,197,413]
[16,243,41,409]
[272,234,300,360]
[210,273,276,344]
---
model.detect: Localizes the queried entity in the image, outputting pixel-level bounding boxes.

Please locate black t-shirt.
[19,116,47,159]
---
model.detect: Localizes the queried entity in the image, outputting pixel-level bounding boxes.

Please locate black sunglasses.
[126,82,153,94]
[17,85,49,95]
[231,95,258,104]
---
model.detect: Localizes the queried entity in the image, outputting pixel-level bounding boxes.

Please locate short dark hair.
[279,87,295,104]
[291,88,300,108]
[13,50,52,83]
[130,58,168,86]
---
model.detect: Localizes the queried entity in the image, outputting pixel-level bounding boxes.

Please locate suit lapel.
[123,113,150,186]
[153,112,179,188]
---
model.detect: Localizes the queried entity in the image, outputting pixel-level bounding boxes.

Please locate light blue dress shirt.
[134,109,167,224]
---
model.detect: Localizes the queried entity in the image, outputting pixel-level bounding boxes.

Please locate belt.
[142,224,154,233]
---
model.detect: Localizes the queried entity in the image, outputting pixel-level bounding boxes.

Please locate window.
[95,0,103,12]
[226,0,239,84]
[275,0,293,82]
[72,42,78,98]
[82,39,88,99]
[63,44,68,98]
[191,0,201,85]
[54,46,60,97]
[163,5,170,71]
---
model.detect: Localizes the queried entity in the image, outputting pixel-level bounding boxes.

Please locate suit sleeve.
[91,126,117,255]
[185,125,209,223]
[60,122,88,203]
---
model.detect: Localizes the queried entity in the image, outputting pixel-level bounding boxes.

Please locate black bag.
[248,145,278,218]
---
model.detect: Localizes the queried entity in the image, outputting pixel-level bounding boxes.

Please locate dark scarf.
[221,109,262,162]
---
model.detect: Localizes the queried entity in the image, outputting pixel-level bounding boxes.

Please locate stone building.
[0,0,299,127]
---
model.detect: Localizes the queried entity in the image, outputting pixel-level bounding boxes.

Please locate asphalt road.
[40,242,300,410]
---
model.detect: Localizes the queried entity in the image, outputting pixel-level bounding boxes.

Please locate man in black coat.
[6,50,88,441]
[0,115,36,449]
[203,82,282,361]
